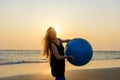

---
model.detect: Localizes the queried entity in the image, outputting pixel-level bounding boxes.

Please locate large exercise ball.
[65,38,93,66]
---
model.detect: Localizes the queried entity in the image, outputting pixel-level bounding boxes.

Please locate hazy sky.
[0,0,120,50]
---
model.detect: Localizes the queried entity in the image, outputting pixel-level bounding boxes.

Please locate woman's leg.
[55,76,66,80]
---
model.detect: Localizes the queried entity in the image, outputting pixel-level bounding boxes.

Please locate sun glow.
[54,25,61,34]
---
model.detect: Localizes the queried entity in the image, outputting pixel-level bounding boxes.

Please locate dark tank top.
[50,38,65,77]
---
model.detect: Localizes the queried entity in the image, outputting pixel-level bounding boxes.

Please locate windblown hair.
[42,27,55,58]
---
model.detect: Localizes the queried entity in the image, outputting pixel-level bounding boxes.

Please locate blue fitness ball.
[65,38,93,66]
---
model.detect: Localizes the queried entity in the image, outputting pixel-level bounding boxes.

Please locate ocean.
[0,50,120,66]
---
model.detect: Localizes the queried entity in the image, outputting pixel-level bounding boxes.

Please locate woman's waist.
[50,59,65,65]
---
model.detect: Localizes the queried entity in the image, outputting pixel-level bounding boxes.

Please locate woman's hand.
[66,55,75,61]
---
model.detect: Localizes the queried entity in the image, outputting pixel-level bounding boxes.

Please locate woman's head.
[42,27,57,58]
[46,27,57,41]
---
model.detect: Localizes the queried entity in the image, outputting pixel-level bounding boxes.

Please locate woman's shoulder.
[50,38,62,46]
[50,40,57,46]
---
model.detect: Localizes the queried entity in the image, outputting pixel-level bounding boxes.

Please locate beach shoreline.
[0,60,120,80]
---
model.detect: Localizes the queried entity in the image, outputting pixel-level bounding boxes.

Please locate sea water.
[0,50,120,66]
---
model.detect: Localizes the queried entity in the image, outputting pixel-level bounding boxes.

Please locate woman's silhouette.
[42,27,74,80]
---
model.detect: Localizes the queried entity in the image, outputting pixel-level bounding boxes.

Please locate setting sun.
[54,25,61,34]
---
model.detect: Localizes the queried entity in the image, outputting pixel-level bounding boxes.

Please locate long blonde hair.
[42,27,56,58]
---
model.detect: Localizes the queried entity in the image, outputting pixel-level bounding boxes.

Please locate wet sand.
[0,60,120,80]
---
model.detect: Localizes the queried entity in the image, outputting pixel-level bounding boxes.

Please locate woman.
[43,27,74,80]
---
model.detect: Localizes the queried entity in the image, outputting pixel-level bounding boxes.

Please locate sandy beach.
[0,60,120,80]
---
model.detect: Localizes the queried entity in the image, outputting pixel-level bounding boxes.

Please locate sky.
[0,0,120,50]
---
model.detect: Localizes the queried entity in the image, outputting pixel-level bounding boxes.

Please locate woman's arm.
[51,43,75,60]
[60,39,71,43]
[51,43,65,60]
